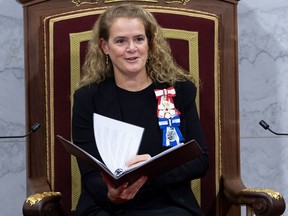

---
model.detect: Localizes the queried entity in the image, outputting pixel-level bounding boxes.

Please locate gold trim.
[43,5,219,23]
[242,188,283,200]
[104,0,158,3]
[49,19,56,191]
[71,0,192,5]
[25,192,61,206]
[165,0,190,5]
[146,5,219,18]
[70,30,92,210]
[50,19,56,191]
[214,17,221,216]
[43,16,56,189]
[70,157,81,210]
[191,179,201,205]
[43,17,50,186]
[72,0,98,6]
[45,10,105,23]
[162,28,199,106]
[70,31,92,85]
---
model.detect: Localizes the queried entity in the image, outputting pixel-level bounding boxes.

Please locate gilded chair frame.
[17,0,285,215]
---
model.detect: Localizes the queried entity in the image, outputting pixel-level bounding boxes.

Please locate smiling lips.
[125,56,139,62]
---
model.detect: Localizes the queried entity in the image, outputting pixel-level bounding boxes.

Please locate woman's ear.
[100,38,109,54]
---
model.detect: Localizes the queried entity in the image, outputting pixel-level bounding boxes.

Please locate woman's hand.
[101,154,151,204]
[126,154,151,168]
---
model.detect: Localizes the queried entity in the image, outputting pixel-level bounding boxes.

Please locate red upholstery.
[44,7,219,215]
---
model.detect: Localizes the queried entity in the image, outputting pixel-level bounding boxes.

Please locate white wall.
[0,1,25,216]
[0,0,287,215]
[239,1,288,215]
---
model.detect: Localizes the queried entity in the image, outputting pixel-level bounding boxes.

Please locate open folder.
[92,113,144,175]
[57,135,204,187]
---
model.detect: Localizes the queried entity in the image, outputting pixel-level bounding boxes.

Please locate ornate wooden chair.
[18,0,285,215]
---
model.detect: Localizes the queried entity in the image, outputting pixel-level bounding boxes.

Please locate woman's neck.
[115,74,152,92]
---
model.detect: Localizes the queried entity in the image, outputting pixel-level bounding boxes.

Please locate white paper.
[93,113,144,175]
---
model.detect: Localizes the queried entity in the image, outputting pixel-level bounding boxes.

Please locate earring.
[106,55,109,66]
[147,53,151,65]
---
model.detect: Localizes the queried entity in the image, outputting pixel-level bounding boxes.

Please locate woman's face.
[101,17,149,79]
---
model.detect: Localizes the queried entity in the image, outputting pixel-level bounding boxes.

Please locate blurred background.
[0,0,287,215]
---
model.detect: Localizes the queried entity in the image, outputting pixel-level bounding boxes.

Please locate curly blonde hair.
[79,4,193,88]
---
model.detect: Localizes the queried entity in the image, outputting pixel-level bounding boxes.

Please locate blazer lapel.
[92,78,122,121]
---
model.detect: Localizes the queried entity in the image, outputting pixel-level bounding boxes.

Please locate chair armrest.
[23,177,64,216]
[223,174,286,216]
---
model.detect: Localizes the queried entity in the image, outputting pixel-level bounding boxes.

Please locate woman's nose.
[127,41,137,51]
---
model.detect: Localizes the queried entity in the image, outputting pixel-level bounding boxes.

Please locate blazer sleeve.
[72,85,116,215]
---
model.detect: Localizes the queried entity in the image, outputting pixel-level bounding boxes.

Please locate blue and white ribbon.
[158,115,184,147]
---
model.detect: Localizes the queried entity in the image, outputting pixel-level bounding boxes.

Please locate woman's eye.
[115,38,125,44]
[135,36,145,42]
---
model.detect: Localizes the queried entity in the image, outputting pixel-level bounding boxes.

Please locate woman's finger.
[126,154,151,167]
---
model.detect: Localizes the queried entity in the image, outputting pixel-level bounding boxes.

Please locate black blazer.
[72,78,209,216]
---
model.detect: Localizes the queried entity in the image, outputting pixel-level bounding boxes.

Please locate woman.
[72,3,209,216]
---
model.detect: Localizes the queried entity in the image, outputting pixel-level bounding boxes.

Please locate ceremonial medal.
[155,86,184,147]
[167,127,177,141]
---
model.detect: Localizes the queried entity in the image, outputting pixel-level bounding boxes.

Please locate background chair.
[17,0,285,215]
